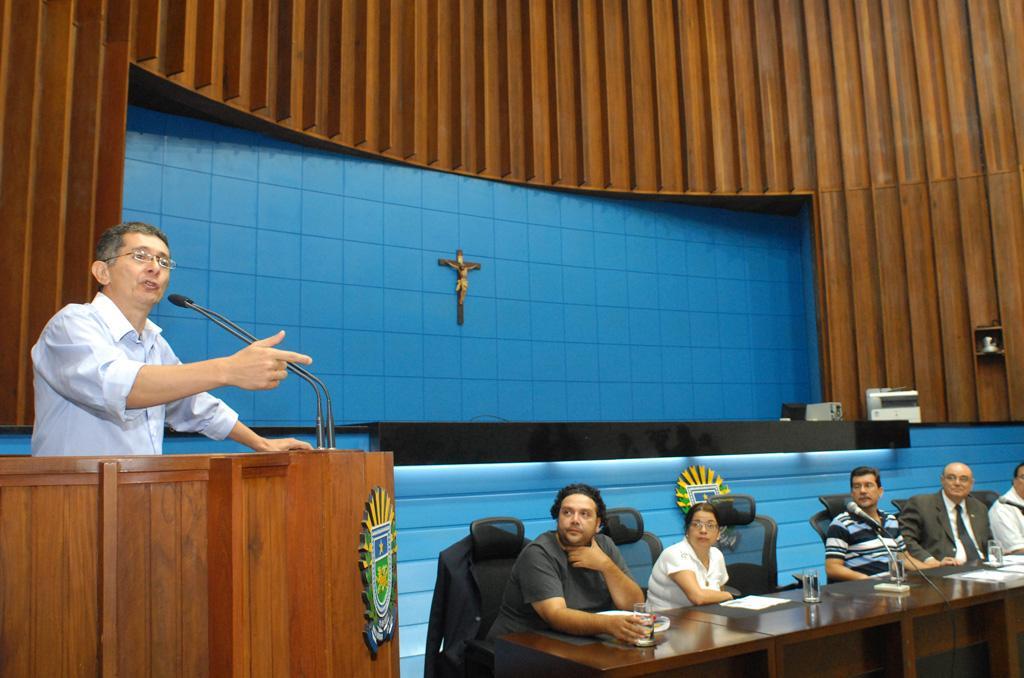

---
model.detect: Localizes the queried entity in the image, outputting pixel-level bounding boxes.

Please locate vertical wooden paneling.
[388,0,414,157]
[728,0,765,193]
[134,0,160,61]
[601,2,631,190]
[829,0,870,189]
[222,0,243,99]
[998,0,1024,162]
[339,0,367,146]
[527,0,556,184]
[480,0,507,175]
[118,485,151,677]
[956,176,1007,420]
[929,180,977,421]
[180,480,209,676]
[752,0,791,193]
[936,0,983,178]
[855,0,897,187]
[881,0,926,184]
[458,0,482,171]
[162,0,187,77]
[150,483,182,676]
[29,0,75,411]
[678,0,713,192]
[65,486,99,678]
[649,0,684,192]
[0,488,33,676]
[803,0,843,191]
[908,0,956,181]
[193,0,216,88]
[967,0,1016,173]
[63,1,107,310]
[32,486,66,675]
[414,0,435,160]
[702,0,737,192]
[844,189,886,398]
[245,476,289,677]
[551,0,580,186]
[625,0,658,192]
[435,0,459,167]
[818,191,859,409]
[505,0,530,181]
[577,1,607,188]
[320,0,342,138]
[898,184,946,420]
[368,0,391,151]
[778,0,815,191]
[988,172,1024,420]
[872,187,914,386]
[0,0,41,423]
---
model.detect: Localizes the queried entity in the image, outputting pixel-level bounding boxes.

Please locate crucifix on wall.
[438,249,481,325]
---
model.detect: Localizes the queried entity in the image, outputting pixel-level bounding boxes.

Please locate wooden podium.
[0,450,399,677]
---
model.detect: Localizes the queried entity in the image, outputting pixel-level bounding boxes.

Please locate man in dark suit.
[899,462,992,565]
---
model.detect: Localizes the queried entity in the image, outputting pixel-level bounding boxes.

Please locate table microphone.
[167,293,336,450]
[997,496,1024,513]
[846,501,909,593]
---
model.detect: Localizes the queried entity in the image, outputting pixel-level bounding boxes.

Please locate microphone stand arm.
[183,301,327,450]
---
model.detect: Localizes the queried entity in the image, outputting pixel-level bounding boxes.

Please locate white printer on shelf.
[865,388,921,423]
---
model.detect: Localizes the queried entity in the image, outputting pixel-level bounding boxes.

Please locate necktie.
[955,504,981,562]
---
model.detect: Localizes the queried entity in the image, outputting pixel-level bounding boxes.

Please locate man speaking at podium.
[31,222,313,456]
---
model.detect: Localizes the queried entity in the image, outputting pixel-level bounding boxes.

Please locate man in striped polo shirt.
[825,466,931,581]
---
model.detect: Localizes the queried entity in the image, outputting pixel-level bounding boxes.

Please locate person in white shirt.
[989,462,1024,555]
[647,502,732,610]
[32,221,313,456]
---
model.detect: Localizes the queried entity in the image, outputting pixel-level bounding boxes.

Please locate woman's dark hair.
[685,502,721,530]
[550,483,607,524]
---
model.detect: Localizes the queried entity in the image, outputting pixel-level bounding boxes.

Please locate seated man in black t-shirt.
[486,483,647,643]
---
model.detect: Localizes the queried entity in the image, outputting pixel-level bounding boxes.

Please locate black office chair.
[603,507,664,593]
[710,494,798,596]
[809,494,853,544]
[971,490,999,508]
[424,516,529,678]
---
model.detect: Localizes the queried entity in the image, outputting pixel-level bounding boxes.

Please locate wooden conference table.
[496,567,1024,677]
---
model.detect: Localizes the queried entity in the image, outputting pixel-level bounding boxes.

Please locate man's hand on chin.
[566,539,613,572]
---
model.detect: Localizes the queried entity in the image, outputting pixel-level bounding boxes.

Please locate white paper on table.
[1001,554,1024,565]
[720,595,792,610]
[997,564,1024,574]
[946,569,1024,583]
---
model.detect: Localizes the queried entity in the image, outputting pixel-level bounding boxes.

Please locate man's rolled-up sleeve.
[33,317,146,423]
[165,391,239,440]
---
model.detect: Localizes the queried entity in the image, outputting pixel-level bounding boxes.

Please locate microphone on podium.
[167,293,336,450]
[998,496,1024,513]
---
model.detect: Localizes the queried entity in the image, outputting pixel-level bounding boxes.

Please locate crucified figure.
[438,249,481,325]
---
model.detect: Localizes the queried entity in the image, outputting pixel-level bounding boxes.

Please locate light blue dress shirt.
[31,292,238,455]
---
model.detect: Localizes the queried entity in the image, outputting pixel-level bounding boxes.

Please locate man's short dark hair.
[95,222,170,262]
[550,483,606,524]
[850,466,881,487]
[1014,462,1024,480]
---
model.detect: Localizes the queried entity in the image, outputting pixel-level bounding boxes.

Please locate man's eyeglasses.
[943,474,971,484]
[691,520,719,531]
[107,248,176,271]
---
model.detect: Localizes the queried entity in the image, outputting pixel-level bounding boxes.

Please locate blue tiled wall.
[123,106,818,426]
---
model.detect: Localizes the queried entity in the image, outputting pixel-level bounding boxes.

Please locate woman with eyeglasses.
[646,502,733,610]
